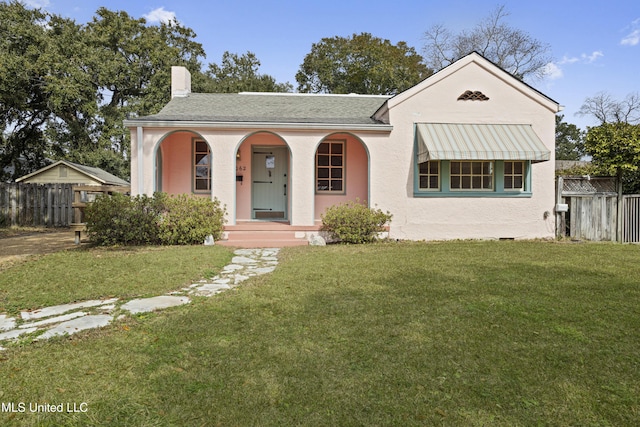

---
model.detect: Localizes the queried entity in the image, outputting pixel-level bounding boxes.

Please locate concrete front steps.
[218,221,321,248]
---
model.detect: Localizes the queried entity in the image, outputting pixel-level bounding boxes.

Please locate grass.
[1,241,639,426]
[0,245,234,315]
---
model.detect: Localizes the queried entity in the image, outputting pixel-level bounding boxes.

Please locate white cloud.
[582,51,603,63]
[621,29,640,46]
[559,55,580,65]
[143,7,177,24]
[542,62,563,80]
[558,51,603,65]
[547,50,603,81]
[621,18,640,46]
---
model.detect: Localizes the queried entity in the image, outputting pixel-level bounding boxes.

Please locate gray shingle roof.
[15,160,129,186]
[137,92,391,125]
[68,162,129,186]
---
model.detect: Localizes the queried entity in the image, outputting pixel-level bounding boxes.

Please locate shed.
[15,160,129,186]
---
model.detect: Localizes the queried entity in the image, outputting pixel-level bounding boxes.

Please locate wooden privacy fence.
[622,195,640,243]
[0,183,74,227]
[556,176,640,243]
[567,194,618,241]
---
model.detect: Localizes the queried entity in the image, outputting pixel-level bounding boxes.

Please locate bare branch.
[578,91,640,124]
[422,4,552,80]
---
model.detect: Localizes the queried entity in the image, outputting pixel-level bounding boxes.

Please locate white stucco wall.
[369,56,559,240]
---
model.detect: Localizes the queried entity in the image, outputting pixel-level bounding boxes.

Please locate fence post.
[10,184,17,226]
[616,170,623,242]
[556,176,564,239]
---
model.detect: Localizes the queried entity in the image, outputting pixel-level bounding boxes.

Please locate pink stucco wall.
[313,134,369,221]
[234,132,368,221]
[159,132,193,195]
[235,132,288,221]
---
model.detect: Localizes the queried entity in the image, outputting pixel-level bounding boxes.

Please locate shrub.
[321,200,392,244]
[85,192,227,246]
[85,192,164,246]
[157,194,226,245]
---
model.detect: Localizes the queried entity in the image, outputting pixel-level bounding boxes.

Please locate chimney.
[171,66,191,98]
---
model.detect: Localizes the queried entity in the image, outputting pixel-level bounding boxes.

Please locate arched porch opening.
[154,130,213,196]
[234,131,291,222]
[313,132,370,222]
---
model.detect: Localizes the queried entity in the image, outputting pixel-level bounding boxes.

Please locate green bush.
[157,194,226,245]
[85,192,164,246]
[85,192,227,246]
[321,200,392,244]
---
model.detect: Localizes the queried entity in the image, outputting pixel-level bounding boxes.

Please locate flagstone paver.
[0,314,16,331]
[121,295,191,315]
[37,315,113,340]
[21,298,119,321]
[0,327,38,341]
[19,311,88,328]
[0,248,280,348]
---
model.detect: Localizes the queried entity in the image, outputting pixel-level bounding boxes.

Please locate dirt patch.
[0,229,82,267]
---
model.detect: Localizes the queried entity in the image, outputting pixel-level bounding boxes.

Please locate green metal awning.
[416,123,550,163]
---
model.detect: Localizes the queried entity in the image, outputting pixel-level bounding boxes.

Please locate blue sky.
[25,0,640,131]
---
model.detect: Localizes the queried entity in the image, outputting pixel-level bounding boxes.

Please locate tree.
[555,115,585,160]
[203,51,292,93]
[422,5,552,80]
[577,91,640,125]
[585,122,640,193]
[0,2,52,180]
[296,32,431,95]
[0,2,206,181]
[579,91,640,193]
[76,8,205,178]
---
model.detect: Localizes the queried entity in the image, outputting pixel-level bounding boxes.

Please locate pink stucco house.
[125,52,560,246]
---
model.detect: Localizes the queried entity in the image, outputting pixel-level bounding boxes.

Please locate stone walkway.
[0,248,279,350]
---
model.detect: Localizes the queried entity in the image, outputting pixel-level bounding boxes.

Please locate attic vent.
[458,90,490,101]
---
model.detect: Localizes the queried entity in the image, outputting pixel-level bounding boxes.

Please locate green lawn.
[1,241,639,426]
[0,245,234,315]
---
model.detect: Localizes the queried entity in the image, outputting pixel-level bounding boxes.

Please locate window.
[504,161,524,190]
[450,161,493,190]
[418,161,439,190]
[194,140,211,192]
[414,159,531,197]
[316,140,344,193]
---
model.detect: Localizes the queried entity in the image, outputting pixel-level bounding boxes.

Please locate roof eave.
[123,119,393,132]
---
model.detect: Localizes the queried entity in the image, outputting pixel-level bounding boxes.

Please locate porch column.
[131,127,157,196]
[288,135,318,226]
[210,134,238,225]
[137,126,144,195]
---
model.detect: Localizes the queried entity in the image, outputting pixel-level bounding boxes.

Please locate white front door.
[252,147,288,220]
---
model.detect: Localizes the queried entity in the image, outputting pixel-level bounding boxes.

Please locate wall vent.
[458,90,490,101]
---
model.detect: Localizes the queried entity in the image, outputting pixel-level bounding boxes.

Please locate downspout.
[137,126,144,195]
